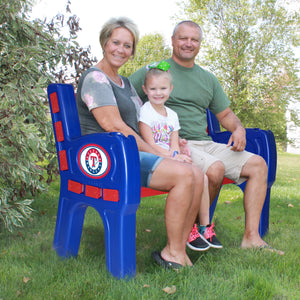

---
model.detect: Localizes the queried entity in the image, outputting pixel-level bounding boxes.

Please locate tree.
[119,33,171,77]
[44,2,97,89]
[0,0,92,231]
[178,0,300,147]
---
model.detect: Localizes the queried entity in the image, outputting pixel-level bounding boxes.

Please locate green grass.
[0,153,299,299]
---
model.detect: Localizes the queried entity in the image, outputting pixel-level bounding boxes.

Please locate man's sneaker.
[200,223,223,249]
[186,224,210,251]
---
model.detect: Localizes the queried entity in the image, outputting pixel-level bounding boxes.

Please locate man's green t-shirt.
[129,58,230,141]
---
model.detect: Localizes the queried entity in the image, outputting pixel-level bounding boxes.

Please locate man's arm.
[215,107,246,152]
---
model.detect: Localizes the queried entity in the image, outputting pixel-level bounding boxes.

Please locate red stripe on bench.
[141,187,167,198]
[140,178,234,199]
[54,121,64,142]
[68,180,84,194]
[103,189,119,202]
[85,185,102,199]
[50,92,60,114]
[59,150,68,171]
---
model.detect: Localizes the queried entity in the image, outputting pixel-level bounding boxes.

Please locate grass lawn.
[0,153,299,299]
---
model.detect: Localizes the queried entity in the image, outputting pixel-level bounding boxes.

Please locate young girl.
[139,60,222,251]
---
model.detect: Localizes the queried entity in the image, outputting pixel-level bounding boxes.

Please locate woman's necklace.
[110,75,122,86]
[96,61,122,86]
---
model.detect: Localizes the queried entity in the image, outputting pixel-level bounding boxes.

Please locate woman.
[76,17,204,269]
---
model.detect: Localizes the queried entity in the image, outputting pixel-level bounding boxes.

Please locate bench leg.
[53,196,87,257]
[102,210,137,279]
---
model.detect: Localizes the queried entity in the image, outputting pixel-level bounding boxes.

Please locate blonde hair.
[144,68,173,87]
[99,17,139,57]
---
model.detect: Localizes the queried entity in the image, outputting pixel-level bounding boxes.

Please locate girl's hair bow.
[147,60,170,72]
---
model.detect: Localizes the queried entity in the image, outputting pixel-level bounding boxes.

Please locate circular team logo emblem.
[78,144,110,179]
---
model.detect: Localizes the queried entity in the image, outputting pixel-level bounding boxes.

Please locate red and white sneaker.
[186,224,210,251]
[200,223,223,249]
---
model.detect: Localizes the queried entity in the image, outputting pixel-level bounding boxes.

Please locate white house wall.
[286,101,300,154]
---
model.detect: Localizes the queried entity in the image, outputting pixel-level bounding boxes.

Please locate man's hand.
[227,127,246,151]
[216,107,246,152]
[173,153,192,163]
[179,138,191,156]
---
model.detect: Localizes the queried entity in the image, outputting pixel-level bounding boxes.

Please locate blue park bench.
[47,83,277,279]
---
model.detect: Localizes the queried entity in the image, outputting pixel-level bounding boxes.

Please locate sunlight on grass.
[0,153,299,299]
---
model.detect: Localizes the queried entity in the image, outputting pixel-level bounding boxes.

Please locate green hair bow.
[147,60,170,72]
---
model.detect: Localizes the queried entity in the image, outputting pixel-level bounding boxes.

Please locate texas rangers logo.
[78,144,110,178]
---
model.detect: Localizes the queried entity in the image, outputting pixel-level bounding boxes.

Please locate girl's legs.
[198,174,210,226]
[182,164,204,264]
[189,172,223,250]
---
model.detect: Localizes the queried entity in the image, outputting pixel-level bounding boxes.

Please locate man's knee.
[244,155,268,179]
[206,161,225,186]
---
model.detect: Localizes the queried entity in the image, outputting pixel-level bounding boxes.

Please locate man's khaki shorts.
[188,140,254,185]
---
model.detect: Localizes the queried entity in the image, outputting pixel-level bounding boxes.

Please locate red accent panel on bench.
[103,189,119,202]
[85,185,102,199]
[50,92,60,114]
[68,180,84,194]
[222,178,235,184]
[140,187,167,198]
[140,177,234,198]
[59,150,68,171]
[55,121,64,142]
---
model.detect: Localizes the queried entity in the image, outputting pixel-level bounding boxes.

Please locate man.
[130,20,283,254]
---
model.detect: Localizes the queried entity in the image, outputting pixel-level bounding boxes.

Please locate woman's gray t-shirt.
[77,67,143,135]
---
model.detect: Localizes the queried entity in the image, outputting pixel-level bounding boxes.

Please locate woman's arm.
[92,105,169,156]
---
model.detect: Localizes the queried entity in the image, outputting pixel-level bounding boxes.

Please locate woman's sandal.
[151,251,184,271]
